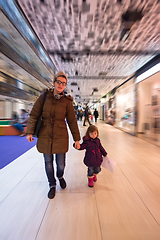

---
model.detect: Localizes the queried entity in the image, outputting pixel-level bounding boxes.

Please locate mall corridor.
[0,122,160,240]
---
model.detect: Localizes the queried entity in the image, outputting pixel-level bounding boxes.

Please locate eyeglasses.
[55,80,67,86]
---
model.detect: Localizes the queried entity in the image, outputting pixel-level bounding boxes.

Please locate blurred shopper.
[74,125,107,187]
[110,108,115,125]
[26,71,80,199]
[93,108,99,122]
[76,109,81,121]
[12,109,28,136]
[90,114,94,122]
[11,111,19,124]
[79,109,83,121]
[83,106,92,126]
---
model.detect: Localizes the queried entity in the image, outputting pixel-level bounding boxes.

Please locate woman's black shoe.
[48,187,56,199]
[59,178,66,189]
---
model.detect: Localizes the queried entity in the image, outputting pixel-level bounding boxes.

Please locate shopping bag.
[101,156,116,173]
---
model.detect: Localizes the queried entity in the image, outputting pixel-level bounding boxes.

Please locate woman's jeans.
[43,153,66,188]
[87,166,101,177]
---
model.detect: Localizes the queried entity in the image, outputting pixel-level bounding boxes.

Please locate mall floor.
[0,121,160,240]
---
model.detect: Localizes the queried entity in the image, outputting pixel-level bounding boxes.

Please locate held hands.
[74,141,80,149]
[26,134,34,142]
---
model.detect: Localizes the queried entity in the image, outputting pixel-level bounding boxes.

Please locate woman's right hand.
[74,141,80,150]
[26,134,34,142]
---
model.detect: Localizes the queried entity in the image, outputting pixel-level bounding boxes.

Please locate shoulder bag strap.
[40,92,47,116]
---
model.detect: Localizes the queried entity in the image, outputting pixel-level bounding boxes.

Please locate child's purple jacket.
[78,136,107,167]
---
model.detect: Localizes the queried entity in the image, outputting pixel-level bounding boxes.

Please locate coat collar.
[44,88,73,101]
[83,136,98,142]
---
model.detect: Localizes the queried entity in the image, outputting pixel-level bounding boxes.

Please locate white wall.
[0,101,4,118]
[0,98,29,119]
[4,101,12,118]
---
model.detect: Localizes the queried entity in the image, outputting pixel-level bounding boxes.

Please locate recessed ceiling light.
[99,72,107,76]
[93,87,98,92]
[71,82,77,86]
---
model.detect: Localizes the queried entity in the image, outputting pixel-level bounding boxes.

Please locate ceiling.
[1,0,160,106]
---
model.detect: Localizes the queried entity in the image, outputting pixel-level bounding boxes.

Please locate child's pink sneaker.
[88,177,94,187]
[93,174,97,182]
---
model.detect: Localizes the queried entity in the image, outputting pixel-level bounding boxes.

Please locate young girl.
[75,125,107,187]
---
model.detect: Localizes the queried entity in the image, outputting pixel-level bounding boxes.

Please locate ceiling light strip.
[135,63,160,84]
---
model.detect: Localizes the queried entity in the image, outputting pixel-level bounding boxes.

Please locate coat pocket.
[53,123,68,138]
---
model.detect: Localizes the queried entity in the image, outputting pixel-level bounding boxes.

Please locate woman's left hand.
[74,141,80,149]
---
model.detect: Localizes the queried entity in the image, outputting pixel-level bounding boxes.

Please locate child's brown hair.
[85,125,99,138]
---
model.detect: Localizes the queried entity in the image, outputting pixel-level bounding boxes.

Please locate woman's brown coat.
[26,89,80,154]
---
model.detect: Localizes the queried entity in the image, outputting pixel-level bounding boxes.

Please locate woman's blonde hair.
[85,125,99,138]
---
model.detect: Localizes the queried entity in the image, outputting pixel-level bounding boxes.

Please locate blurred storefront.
[104,88,116,126]
[115,79,136,135]
[136,70,160,146]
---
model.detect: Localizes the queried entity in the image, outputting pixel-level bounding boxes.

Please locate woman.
[26,71,80,199]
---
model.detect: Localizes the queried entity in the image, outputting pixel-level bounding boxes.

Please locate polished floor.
[0,122,160,240]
